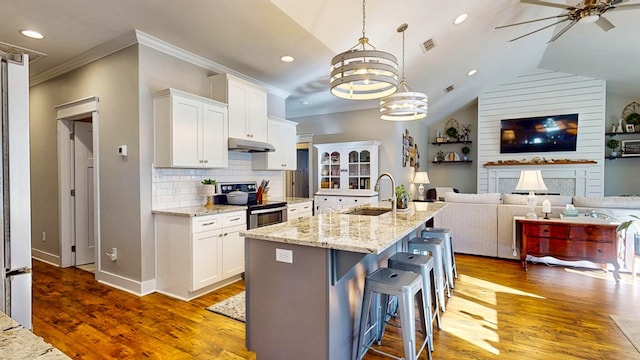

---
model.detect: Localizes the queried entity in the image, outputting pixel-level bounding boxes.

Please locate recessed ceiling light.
[20,29,44,39]
[467,69,477,77]
[454,14,468,25]
[280,55,294,63]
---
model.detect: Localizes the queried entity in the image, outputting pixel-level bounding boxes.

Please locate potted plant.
[461,146,470,161]
[626,112,640,132]
[436,150,445,162]
[446,127,458,140]
[606,138,620,158]
[202,179,217,195]
[617,215,640,256]
[395,184,410,209]
[461,124,471,142]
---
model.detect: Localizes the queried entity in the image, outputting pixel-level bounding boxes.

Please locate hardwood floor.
[32,255,640,359]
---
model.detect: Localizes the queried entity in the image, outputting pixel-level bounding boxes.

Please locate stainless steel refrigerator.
[0,51,32,329]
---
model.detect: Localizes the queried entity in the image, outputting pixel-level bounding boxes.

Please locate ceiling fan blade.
[495,14,570,29]
[548,20,577,42]
[595,16,615,31]
[508,18,569,42]
[520,0,576,10]
[612,3,640,10]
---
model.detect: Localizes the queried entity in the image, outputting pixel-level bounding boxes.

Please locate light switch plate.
[276,248,293,263]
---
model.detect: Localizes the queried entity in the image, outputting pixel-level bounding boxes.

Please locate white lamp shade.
[413,171,431,184]
[515,170,548,192]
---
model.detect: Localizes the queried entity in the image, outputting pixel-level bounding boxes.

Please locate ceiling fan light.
[578,9,600,24]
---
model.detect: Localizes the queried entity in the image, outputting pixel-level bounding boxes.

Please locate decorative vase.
[396,194,409,209]
[616,118,624,133]
[635,234,640,256]
[610,151,618,158]
[202,184,216,196]
[463,155,468,161]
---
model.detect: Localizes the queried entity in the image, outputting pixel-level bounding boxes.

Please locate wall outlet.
[41,232,46,242]
[107,247,117,261]
[275,248,293,264]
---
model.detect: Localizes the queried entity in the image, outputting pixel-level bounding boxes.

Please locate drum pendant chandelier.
[380,23,428,121]
[329,0,399,100]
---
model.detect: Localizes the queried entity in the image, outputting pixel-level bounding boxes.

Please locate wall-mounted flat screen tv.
[500,113,578,153]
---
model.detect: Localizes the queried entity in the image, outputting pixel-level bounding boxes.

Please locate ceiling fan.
[496,0,640,42]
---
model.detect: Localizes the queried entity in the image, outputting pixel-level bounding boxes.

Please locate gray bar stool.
[388,252,440,353]
[408,237,450,312]
[421,227,457,288]
[356,267,428,360]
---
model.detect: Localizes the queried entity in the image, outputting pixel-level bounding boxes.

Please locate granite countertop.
[1,312,70,359]
[240,202,446,254]
[283,197,313,204]
[152,204,247,217]
[152,198,312,217]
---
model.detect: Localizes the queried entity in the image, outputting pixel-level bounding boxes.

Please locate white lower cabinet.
[287,200,313,220]
[156,210,246,300]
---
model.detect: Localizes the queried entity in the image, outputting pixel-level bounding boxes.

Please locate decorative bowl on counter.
[226,191,248,205]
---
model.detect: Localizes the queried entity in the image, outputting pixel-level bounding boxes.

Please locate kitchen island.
[240,201,446,360]
[1,311,70,359]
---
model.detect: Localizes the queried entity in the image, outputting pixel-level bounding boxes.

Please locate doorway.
[55,97,100,270]
[286,135,313,199]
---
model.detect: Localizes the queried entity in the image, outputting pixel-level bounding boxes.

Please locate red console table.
[517,217,620,283]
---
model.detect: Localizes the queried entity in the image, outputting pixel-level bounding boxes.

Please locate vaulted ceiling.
[2,0,639,123]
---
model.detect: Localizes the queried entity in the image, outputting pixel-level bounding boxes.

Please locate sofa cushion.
[572,196,640,209]
[444,192,502,204]
[503,194,572,206]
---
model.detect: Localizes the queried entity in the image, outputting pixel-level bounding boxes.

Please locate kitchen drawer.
[568,225,616,242]
[524,223,567,239]
[223,211,246,227]
[192,214,222,233]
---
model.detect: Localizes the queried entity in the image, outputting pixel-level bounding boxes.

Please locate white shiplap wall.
[477,69,606,196]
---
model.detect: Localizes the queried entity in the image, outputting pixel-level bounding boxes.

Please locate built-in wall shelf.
[432,140,472,145]
[431,160,473,164]
[606,156,640,160]
[605,132,639,136]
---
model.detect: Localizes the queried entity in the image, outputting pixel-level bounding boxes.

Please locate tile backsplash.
[152,152,285,210]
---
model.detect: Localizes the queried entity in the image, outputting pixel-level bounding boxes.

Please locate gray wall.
[295,108,428,200]
[604,93,640,196]
[426,102,478,194]
[30,45,142,280]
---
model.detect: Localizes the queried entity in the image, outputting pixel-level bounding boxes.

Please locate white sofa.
[432,193,640,270]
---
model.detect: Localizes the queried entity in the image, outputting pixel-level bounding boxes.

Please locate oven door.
[249,205,288,229]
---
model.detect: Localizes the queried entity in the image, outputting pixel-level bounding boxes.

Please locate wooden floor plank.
[32,256,640,359]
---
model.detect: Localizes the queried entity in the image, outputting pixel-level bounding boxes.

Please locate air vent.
[421,38,436,53]
[444,85,455,94]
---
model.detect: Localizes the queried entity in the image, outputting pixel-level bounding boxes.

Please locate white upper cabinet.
[210,74,268,143]
[252,118,298,170]
[153,88,228,168]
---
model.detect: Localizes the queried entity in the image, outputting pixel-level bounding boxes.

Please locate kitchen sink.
[344,208,391,216]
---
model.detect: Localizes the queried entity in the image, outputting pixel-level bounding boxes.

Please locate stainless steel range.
[216,182,288,229]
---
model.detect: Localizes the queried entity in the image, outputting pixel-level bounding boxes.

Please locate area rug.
[610,314,640,353]
[206,292,245,323]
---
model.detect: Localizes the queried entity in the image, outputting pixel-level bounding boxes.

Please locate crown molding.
[30,29,291,99]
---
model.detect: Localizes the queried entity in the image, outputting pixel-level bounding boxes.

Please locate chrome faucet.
[374,172,396,215]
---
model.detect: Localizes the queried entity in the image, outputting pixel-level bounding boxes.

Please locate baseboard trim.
[31,249,60,266]
[96,270,155,297]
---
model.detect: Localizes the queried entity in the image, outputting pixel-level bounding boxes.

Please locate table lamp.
[413,171,430,201]
[515,170,547,219]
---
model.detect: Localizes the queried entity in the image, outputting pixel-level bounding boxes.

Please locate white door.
[74,121,95,265]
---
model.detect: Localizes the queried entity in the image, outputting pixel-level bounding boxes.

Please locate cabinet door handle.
[202,221,216,226]
[229,217,242,222]
[204,160,208,163]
